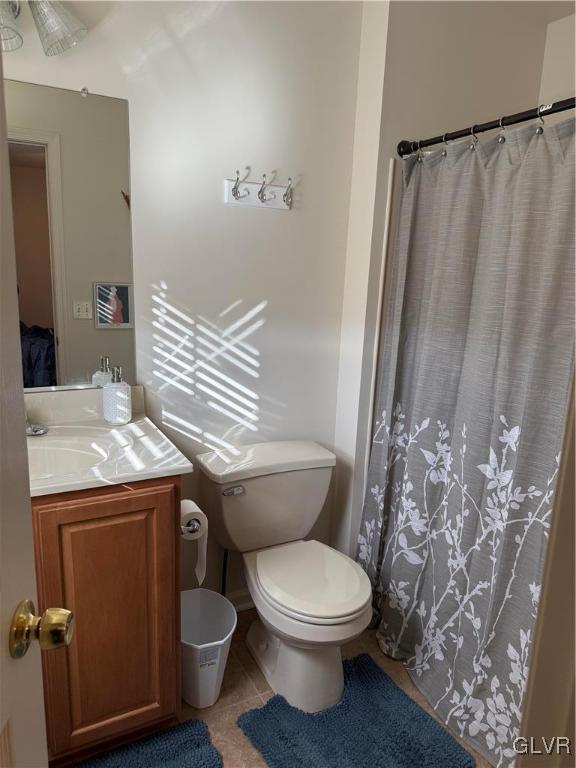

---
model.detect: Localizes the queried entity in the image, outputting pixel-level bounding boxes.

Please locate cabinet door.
[33,481,180,757]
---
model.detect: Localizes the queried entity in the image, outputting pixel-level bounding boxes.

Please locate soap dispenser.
[102,366,132,425]
[92,356,113,387]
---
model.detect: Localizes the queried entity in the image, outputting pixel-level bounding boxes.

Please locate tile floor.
[179,609,491,768]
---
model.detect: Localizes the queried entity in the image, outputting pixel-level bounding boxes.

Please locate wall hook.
[283,177,293,209]
[231,169,242,200]
[257,174,268,203]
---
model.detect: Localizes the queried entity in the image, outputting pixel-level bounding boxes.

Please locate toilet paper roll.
[180,500,208,586]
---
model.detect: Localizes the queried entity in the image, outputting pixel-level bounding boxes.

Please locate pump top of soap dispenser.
[92,356,113,387]
[111,366,123,383]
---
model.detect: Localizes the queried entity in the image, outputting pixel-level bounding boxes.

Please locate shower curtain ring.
[535,105,545,134]
[416,140,424,163]
[469,126,479,150]
[441,133,449,157]
[497,117,506,144]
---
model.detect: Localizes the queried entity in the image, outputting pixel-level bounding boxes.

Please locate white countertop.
[28,416,193,497]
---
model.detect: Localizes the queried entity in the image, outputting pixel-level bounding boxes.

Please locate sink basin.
[27,418,193,496]
[27,425,129,481]
[29,442,108,479]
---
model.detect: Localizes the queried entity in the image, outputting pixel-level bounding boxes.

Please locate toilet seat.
[254,540,372,625]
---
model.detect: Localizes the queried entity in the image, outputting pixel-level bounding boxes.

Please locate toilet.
[197,440,372,712]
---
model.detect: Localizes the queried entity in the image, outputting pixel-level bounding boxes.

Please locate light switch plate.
[73,300,93,319]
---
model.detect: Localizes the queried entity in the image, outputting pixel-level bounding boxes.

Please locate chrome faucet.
[26,418,48,437]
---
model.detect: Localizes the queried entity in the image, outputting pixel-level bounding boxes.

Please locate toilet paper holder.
[180,500,208,586]
[181,518,201,536]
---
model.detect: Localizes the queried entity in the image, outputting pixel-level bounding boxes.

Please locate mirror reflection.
[5,79,135,389]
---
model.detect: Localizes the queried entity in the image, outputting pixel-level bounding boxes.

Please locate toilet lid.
[255,540,372,620]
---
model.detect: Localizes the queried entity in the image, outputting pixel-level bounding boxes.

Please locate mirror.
[5,80,135,390]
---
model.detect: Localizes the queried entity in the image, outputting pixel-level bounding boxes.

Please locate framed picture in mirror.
[94,283,133,329]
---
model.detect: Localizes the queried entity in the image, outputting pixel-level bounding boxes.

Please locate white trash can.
[181,588,238,709]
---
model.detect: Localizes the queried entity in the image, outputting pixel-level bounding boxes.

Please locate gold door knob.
[9,599,74,659]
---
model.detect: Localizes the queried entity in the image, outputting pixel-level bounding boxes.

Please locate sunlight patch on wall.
[150,283,267,456]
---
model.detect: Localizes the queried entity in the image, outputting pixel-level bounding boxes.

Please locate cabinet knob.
[9,599,74,658]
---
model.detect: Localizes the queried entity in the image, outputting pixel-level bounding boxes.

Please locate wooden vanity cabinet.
[32,477,182,762]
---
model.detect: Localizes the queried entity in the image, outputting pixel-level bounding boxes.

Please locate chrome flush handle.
[222,485,245,497]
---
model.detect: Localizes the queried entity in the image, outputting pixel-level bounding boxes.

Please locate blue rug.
[238,654,475,768]
[76,720,221,768]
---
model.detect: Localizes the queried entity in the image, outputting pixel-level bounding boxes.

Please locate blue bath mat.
[238,654,474,768]
[76,719,221,768]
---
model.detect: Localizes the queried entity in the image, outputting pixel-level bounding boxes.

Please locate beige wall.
[333,0,575,555]
[3,0,572,597]
[124,1,362,596]
[2,1,362,599]
[4,80,135,385]
[10,161,54,329]
[539,13,575,106]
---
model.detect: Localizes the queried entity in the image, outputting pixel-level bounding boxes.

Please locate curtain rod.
[397,97,575,158]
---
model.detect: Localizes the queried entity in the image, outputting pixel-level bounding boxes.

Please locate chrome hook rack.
[224,170,294,210]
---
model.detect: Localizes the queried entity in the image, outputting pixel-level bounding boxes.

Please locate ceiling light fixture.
[0,1,87,56]
[29,0,87,56]
[0,1,23,51]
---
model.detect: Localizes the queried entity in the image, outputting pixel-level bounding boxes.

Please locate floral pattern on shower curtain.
[357,118,575,767]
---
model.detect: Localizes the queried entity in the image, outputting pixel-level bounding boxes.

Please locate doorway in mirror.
[9,141,58,387]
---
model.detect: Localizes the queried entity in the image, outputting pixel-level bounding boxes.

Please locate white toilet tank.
[196,441,336,552]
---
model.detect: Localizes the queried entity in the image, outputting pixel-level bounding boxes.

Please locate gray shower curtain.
[357,118,575,767]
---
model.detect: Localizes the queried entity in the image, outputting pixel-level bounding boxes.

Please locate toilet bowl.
[196,440,373,712]
[243,540,372,711]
